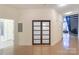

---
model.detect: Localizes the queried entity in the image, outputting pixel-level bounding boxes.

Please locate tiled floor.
[0,35,78,55]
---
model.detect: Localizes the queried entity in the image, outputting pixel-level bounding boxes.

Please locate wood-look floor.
[0,35,78,55]
[14,35,78,55]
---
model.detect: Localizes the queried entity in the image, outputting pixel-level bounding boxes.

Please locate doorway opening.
[0,18,14,49]
[32,20,51,45]
[63,14,78,49]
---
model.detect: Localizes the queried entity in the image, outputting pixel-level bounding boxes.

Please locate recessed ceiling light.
[58,4,67,7]
[64,11,72,15]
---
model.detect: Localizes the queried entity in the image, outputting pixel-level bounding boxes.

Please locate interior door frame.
[32,20,51,45]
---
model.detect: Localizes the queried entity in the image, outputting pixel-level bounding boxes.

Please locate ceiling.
[1,4,79,15]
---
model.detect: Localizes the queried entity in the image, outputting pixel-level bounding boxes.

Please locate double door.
[32,20,50,45]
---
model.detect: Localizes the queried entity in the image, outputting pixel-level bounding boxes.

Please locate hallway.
[0,4,78,55]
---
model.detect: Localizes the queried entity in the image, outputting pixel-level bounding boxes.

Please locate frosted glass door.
[32,20,50,45]
[42,22,50,44]
[33,21,41,44]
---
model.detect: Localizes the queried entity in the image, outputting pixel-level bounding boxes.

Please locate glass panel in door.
[33,21,41,44]
[42,22,50,44]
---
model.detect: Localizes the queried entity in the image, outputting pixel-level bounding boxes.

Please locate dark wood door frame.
[32,20,51,45]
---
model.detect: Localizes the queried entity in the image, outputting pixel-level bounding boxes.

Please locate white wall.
[0,5,63,46]
[18,8,63,46]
